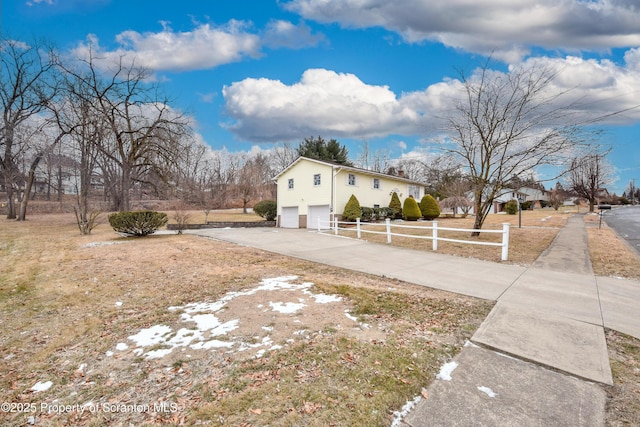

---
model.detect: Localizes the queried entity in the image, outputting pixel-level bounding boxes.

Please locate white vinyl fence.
[318,218,511,261]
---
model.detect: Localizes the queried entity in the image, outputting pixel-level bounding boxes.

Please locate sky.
[4,0,640,194]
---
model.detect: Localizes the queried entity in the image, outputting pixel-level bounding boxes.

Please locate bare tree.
[62,49,190,211]
[442,59,584,233]
[1,37,58,219]
[235,153,275,213]
[567,148,613,212]
[356,139,392,173]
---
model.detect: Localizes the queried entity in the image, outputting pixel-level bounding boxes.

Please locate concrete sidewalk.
[188,215,639,426]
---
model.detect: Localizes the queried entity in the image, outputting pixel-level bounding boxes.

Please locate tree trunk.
[5,188,17,219]
[18,170,35,220]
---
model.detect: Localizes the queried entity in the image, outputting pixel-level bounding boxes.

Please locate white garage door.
[308,205,330,229]
[280,206,299,228]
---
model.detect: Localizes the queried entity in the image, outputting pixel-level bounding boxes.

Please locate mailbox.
[598,204,612,210]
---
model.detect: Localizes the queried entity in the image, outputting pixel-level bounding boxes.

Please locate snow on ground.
[82,241,129,248]
[390,391,426,427]
[31,381,53,393]
[109,276,354,360]
[436,361,458,381]
[477,386,498,397]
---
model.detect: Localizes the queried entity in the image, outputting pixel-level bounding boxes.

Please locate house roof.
[273,156,427,186]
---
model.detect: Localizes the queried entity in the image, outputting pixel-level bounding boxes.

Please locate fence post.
[356,218,361,239]
[334,218,339,235]
[385,218,392,243]
[318,217,321,232]
[501,223,510,261]
[432,220,438,251]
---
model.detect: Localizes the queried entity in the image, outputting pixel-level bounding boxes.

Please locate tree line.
[2,37,613,233]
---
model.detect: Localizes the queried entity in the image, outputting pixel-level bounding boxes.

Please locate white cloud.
[283,0,640,61]
[625,47,640,71]
[222,51,640,142]
[263,20,326,49]
[222,68,429,141]
[71,21,261,72]
[70,19,324,73]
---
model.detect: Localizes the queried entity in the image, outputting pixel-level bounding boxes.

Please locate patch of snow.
[436,361,458,381]
[82,241,127,248]
[115,343,128,351]
[390,393,423,427]
[146,348,174,360]
[115,301,123,307]
[269,301,306,314]
[31,381,53,393]
[464,340,480,348]
[128,325,173,347]
[112,276,342,360]
[344,312,358,322]
[105,351,114,357]
[477,386,498,397]
[310,293,342,303]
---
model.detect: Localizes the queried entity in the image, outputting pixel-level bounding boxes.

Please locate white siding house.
[274,157,426,228]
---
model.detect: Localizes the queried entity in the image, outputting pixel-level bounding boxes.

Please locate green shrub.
[253,200,277,221]
[504,200,519,215]
[108,211,168,236]
[342,194,362,222]
[377,207,395,219]
[389,192,402,219]
[419,194,440,220]
[360,207,374,222]
[403,196,422,221]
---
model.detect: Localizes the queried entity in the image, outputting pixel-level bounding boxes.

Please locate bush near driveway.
[108,211,168,236]
[253,200,277,221]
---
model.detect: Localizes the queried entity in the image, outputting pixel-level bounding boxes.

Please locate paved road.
[602,205,640,255]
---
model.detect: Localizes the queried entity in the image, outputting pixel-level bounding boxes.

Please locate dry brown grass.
[1,207,638,426]
[584,213,640,280]
[0,213,491,426]
[164,208,265,224]
[339,208,573,264]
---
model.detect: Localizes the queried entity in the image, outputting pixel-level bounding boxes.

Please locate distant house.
[273,157,426,228]
[468,186,549,214]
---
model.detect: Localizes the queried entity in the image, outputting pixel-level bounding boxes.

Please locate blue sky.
[4,0,640,194]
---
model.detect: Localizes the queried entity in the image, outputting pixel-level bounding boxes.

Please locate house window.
[372,178,380,189]
[313,174,321,186]
[373,204,380,209]
[288,178,294,189]
[348,174,357,186]
[408,185,421,199]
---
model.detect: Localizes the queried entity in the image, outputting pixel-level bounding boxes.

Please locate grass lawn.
[0,213,491,426]
[0,207,638,426]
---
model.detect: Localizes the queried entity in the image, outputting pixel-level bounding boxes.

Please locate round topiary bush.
[108,211,168,236]
[504,200,519,215]
[253,199,277,221]
[420,194,440,220]
[342,194,362,221]
[403,196,422,221]
[389,191,402,219]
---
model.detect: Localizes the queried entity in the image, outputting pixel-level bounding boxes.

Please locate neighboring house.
[468,186,549,214]
[273,157,426,228]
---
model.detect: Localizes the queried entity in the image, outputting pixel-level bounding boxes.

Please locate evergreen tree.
[419,194,440,220]
[389,192,402,219]
[342,194,361,221]
[403,196,422,221]
[297,136,352,165]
